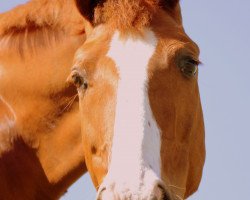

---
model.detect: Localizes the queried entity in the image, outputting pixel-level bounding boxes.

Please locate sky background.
[1,0,250,199]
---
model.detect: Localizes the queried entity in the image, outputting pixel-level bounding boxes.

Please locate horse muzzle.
[96,179,172,200]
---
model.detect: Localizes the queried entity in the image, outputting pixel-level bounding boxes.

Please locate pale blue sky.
[1,1,250,199]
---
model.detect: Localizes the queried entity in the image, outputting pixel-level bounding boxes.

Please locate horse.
[0,0,88,199]
[68,0,206,199]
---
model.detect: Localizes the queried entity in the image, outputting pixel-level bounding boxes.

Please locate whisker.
[60,94,78,114]
[168,184,185,191]
[65,94,78,109]
[175,194,183,200]
[60,93,77,104]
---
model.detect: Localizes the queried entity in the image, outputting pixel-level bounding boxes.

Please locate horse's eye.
[69,69,88,89]
[179,57,199,78]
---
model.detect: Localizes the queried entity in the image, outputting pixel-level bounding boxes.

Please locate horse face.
[70,1,205,199]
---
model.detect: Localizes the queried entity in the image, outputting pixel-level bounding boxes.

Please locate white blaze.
[105,30,161,195]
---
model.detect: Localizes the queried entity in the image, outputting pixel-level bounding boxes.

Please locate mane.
[93,0,160,31]
[88,0,181,31]
[0,0,85,57]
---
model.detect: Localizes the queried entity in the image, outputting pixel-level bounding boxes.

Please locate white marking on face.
[103,30,161,197]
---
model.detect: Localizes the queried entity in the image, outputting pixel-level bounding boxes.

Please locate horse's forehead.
[107,29,157,73]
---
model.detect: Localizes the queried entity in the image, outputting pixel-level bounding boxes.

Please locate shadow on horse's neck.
[0,126,86,199]
[0,136,67,200]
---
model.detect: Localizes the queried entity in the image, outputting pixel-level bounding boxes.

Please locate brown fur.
[75,0,182,31]
[0,0,88,199]
[93,0,157,30]
[0,0,85,57]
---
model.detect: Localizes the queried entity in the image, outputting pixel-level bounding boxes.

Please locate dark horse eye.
[70,68,88,89]
[179,57,199,78]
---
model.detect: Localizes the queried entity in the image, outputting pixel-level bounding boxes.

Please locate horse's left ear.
[161,0,180,10]
[75,0,104,23]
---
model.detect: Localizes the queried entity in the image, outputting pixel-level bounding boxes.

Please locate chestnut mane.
[89,0,158,30]
[75,0,181,32]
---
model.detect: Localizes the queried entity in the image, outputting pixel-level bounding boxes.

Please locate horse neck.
[0,80,86,199]
[0,38,86,198]
[0,101,85,199]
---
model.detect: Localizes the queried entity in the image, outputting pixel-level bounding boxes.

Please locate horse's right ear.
[75,0,104,23]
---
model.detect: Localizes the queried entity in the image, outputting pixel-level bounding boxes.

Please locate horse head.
[69,0,205,199]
